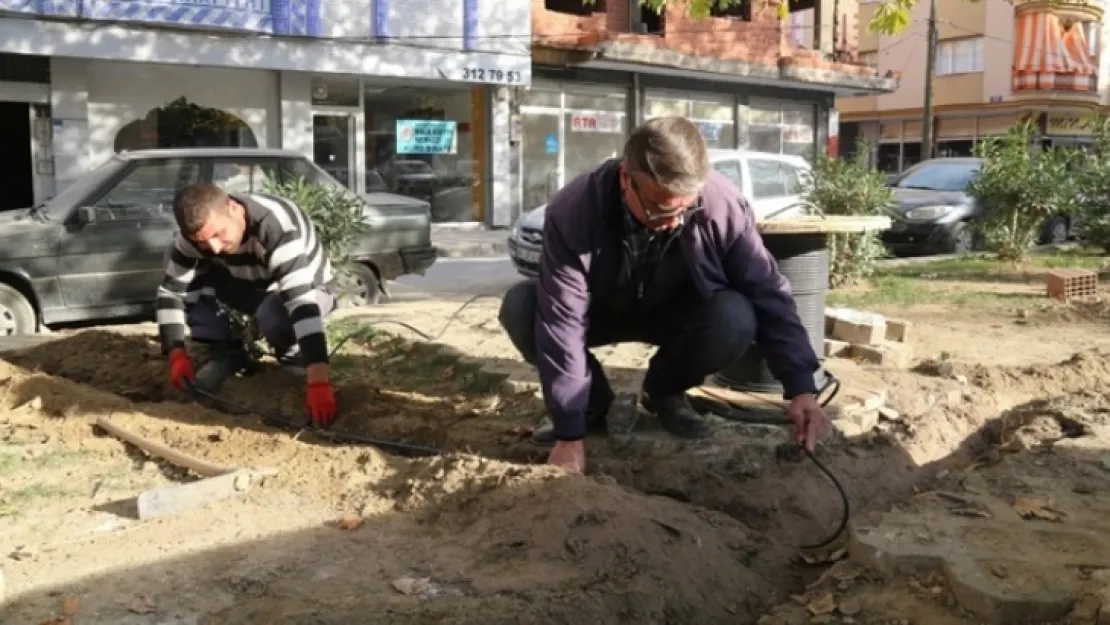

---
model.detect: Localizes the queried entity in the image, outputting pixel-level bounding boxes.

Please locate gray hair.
[622,116,710,197]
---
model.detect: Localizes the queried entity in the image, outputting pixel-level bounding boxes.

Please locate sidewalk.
[433,224,511,258]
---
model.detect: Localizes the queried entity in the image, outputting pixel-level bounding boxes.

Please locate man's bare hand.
[787,393,829,453]
[548,439,586,474]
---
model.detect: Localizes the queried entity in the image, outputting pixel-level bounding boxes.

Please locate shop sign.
[457,67,525,85]
[29,0,326,36]
[1046,113,1097,136]
[396,119,458,155]
[570,113,623,134]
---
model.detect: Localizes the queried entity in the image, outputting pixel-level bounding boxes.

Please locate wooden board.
[95,416,232,478]
[757,215,892,235]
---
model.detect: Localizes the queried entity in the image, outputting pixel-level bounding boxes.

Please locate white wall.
[280,71,313,158]
[49,58,89,194]
[84,61,280,168]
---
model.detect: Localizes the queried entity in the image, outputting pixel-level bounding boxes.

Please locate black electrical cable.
[692,374,850,551]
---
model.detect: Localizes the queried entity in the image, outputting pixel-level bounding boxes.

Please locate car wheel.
[335,263,383,309]
[1042,216,1069,245]
[0,283,36,336]
[945,222,974,254]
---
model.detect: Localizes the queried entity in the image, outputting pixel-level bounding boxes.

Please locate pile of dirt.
[201,455,795,625]
[1,355,797,625]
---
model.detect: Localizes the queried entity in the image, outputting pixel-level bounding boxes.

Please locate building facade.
[513,0,897,219]
[838,0,1106,173]
[0,0,531,225]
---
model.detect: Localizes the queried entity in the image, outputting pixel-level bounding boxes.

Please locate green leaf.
[867,0,914,35]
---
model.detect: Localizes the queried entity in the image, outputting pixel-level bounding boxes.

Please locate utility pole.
[921,0,939,159]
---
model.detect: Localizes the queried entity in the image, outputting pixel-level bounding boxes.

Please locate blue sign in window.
[396,119,458,155]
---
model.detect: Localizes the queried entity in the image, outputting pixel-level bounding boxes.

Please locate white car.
[507,149,814,277]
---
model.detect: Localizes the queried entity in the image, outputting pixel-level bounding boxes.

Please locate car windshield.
[894,162,978,191]
[42,157,128,220]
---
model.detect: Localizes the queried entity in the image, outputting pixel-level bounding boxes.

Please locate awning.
[1013,11,1098,92]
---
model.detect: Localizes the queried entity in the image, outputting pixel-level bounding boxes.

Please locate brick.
[851,342,914,369]
[885,319,912,343]
[824,339,851,357]
[833,316,886,345]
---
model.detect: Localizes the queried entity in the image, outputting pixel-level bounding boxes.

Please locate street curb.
[435,241,511,258]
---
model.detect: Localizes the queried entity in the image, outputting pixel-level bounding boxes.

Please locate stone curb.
[434,240,511,259]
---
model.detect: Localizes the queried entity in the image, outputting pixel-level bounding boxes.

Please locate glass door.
[520,109,561,211]
[312,114,355,190]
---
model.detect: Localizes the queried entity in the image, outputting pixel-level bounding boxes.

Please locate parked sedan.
[881,157,1078,255]
[0,148,437,336]
[508,150,813,277]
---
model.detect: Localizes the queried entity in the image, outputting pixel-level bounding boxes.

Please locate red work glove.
[168,349,195,392]
[306,381,337,427]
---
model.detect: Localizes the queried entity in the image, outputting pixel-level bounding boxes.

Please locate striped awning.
[1013,11,1098,92]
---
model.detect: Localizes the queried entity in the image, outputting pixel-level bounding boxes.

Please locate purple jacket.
[535,159,820,440]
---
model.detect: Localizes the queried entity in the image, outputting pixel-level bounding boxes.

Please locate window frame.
[935,37,985,76]
[75,157,203,225]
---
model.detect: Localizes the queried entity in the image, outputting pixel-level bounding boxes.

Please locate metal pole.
[921,0,939,159]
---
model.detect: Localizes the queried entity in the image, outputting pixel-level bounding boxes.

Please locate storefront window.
[363,84,487,223]
[643,91,736,149]
[745,99,817,161]
[563,88,627,187]
[519,84,628,212]
[113,97,257,152]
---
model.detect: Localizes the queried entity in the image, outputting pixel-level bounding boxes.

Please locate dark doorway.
[0,101,32,212]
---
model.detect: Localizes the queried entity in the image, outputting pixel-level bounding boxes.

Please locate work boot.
[194,341,251,394]
[642,391,713,439]
[273,345,306,378]
[529,392,615,447]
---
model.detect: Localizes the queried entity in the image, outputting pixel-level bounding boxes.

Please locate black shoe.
[642,392,713,439]
[194,342,251,394]
[530,395,614,447]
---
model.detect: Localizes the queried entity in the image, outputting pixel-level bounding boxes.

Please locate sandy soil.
[3,296,1110,624]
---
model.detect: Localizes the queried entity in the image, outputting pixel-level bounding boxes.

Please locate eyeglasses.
[628,176,702,222]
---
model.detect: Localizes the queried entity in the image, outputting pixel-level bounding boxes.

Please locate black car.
[881,157,1076,255]
[0,148,437,336]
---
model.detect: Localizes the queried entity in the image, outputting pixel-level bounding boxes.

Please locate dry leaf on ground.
[806,592,837,616]
[337,513,363,530]
[1013,497,1061,521]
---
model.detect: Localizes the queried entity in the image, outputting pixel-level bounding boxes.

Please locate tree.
[601,0,940,37]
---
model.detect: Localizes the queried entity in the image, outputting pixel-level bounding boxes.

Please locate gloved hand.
[168,348,195,392]
[306,381,337,427]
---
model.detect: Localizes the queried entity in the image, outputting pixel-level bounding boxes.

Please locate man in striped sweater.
[155,183,339,426]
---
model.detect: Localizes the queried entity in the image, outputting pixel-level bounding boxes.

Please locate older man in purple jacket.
[499,116,829,473]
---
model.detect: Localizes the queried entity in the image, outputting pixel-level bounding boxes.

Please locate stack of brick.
[824,308,914,369]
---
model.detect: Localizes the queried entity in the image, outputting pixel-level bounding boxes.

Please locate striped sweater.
[156,193,335,365]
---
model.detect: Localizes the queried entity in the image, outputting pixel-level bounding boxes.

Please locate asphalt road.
[390,256,525,301]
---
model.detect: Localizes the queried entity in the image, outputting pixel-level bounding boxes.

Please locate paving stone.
[849,518,1089,624]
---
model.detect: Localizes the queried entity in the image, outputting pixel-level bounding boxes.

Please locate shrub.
[263,176,371,274]
[968,120,1081,262]
[1074,116,1110,253]
[802,140,895,288]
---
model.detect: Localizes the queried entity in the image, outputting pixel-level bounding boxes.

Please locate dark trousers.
[185,267,336,355]
[498,279,757,409]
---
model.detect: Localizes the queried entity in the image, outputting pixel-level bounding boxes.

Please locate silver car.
[508,149,814,277]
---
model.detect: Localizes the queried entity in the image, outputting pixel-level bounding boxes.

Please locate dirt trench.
[6,330,1110,624]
